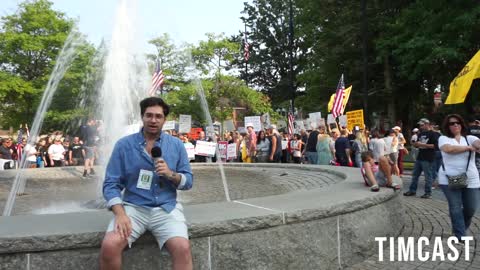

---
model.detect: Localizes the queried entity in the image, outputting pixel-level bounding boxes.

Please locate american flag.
[287,112,295,138]
[331,74,345,118]
[244,32,250,61]
[148,58,164,96]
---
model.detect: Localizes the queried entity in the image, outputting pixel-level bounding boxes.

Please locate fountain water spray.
[3,29,83,216]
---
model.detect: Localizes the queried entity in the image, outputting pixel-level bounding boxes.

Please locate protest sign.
[184,142,195,160]
[346,109,364,131]
[194,140,217,157]
[309,112,322,129]
[218,141,228,159]
[179,115,192,133]
[227,143,237,160]
[327,114,336,124]
[223,120,235,132]
[339,115,348,128]
[163,120,175,130]
[244,116,262,131]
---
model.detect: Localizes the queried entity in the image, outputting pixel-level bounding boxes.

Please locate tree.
[0,0,98,134]
[238,0,307,105]
[191,33,240,77]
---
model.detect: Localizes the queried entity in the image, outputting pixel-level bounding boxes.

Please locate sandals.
[370,184,380,192]
[387,182,401,191]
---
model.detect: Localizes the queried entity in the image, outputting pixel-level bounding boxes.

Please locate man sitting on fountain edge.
[100,97,194,270]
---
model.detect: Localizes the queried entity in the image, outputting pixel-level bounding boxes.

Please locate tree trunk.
[383,55,395,127]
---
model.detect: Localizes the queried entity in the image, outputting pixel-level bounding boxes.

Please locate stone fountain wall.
[0,164,405,270]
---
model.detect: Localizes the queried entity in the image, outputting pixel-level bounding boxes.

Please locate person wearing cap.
[410,128,419,162]
[404,118,439,199]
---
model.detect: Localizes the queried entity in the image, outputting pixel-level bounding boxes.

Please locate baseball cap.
[412,128,419,132]
[392,126,401,131]
[245,123,254,128]
[417,118,430,125]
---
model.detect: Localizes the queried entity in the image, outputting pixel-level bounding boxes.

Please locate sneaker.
[420,193,432,199]
[403,191,416,196]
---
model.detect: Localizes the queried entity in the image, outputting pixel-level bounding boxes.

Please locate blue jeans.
[305,151,318,165]
[409,160,434,194]
[440,185,480,239]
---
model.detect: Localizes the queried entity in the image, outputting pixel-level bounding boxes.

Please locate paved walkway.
[347,175,480,270]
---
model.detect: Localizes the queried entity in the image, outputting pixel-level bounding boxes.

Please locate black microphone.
[151,146,165,187]
[151,146,162,161]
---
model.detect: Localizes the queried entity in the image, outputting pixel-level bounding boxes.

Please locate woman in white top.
[438,114,480,241]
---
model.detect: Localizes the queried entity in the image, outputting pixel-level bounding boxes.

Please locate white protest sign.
[227,143,237,160]
[318,118,326,127]
[276,120,287,129]
[327,114,336,124]
[223,120,235,132]
[339,115,348,128]
[163,120,175,130]
[184,142,195,160]
[244,116,262,131]
[295,120,305,131]
[309,112,322,129]
[179,115,192,133]
[194,140,217,157]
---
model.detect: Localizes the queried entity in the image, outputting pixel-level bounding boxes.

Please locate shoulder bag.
[441,136,471,189]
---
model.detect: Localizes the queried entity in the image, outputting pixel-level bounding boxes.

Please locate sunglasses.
[448,121,461,126]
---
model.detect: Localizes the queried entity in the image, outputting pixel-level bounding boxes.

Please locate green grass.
[403,162,414,170]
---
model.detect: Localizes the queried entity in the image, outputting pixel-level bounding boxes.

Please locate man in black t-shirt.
[68,136,85,166]
[335,129,352,166]
[404,118,438,199]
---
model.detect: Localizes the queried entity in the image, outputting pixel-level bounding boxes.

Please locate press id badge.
[136,169,153,190]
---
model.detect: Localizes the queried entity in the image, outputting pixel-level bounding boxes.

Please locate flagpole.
[288,0,295,114]
[244,23,248,85]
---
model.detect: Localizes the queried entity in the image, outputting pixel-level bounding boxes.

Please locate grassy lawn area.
[403,162,414,170]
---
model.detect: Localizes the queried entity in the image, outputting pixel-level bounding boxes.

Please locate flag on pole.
[16,127,23,162]
[287,112,295,137]
[244,32,250,61]
[148,58,165,96]
[445,50,480,104]
[331,74,345,118]
[328,85,352,113]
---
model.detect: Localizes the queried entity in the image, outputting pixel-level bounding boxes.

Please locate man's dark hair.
[140,97,170,117]
[442,114,468,138]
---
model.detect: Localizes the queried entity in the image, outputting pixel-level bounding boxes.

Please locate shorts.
[389,152,399,163]
[71,157,84,166]
[374,170,387,186]
[107,203,188,249]
[361,167,387,186]
[84,146,95,159]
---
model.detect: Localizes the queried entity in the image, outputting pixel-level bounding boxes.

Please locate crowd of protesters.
[0,119,100,177]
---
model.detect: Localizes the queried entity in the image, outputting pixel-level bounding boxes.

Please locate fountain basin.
[0,164,404,269]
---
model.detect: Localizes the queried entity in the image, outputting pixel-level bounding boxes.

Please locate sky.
[1,0,250,52]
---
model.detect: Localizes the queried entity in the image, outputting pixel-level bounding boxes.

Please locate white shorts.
[107,203,189,249]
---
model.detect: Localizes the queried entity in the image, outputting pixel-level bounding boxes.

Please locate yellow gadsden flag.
[328,85,352,112]
[445,50,480,104]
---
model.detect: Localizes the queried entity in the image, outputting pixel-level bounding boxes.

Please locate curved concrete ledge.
[0,164,405,270]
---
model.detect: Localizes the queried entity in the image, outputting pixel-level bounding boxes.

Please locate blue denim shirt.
[103,130,193,213]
